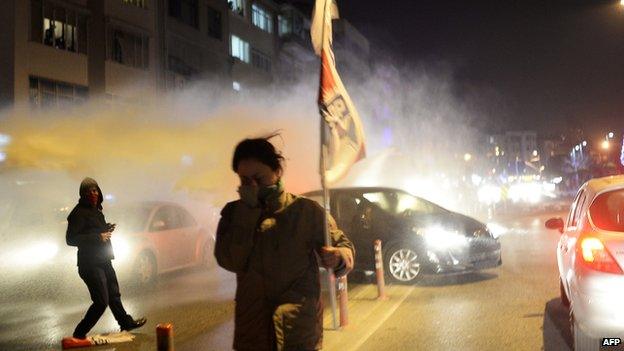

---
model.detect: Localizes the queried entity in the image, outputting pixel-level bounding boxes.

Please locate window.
[590,190,624,232]
[228,0,245,16]
[168,55,197,77]
[169,0,199,28]
[31,0,88,54]
[230,35,250,63]
[109,29,149,69]
[278,15,290,37]
[29,76,88,108]
[207,6,222,40]
[251,49,271,73]
[568,190,586,228]
[177,207,197,228]
[252,4,272,33]
[150,206,181,231]
[122,0,146,8]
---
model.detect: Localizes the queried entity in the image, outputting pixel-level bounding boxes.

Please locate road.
[0,211,572,351]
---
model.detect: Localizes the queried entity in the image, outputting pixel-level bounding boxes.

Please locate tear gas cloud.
[0,63,490,235]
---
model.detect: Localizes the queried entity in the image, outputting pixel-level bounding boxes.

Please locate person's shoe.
[72,333,87,339]
[121,317,147,332]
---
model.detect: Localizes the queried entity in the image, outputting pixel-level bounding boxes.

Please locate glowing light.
[532,150,538,157]
[581,237,604,263]
[552,177,563,184]
[575,145,580,151]
[486,223,508,239]
[463,153,472,162]
[0,133,11,146]
[609,132,615,139]
[602,140,610,150]
[105,194,115,201]
[478,185,502,204]
[111,235,132,262]
[0,152,6,162]
[232,81,241,91]
[3,241,59,267]
[420,227,468,250]
[471,174,482,186]
[582,141,587,147]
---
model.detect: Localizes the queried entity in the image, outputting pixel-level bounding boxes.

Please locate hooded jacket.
[66,178,114,266]
[215,191,355,351]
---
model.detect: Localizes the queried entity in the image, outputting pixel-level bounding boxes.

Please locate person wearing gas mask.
[66,177,146,340]
[215,135,355,351]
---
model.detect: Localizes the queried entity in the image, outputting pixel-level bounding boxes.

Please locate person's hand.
[100,232,112,242]
[107,223,116,232]
[238,185,259,208]
[319,246,342,268]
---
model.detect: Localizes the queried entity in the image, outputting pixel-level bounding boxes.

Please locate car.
[546,175,624,350]
[302,187,502,283]
[107,201,213,285]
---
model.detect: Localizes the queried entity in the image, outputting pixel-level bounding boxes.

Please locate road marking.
[345,285,415,351]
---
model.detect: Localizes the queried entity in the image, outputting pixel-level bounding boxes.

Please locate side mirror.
[545,217,564,234]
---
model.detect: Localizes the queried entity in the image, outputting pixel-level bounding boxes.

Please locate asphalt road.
[322,211,572,351]
[0,210,573,351]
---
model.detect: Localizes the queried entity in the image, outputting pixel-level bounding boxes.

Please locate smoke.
[0,62,492,226]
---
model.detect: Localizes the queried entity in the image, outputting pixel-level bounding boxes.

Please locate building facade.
[0,0,369,109]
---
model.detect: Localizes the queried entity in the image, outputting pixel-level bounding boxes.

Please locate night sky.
[331,0,624,139]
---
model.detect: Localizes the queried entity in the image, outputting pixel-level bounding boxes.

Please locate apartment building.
[226,0,278,90]
[0,0,162,109]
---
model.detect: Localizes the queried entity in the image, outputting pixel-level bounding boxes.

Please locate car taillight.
[578,237,623,274]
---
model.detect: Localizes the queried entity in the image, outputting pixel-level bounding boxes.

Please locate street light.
[608,132,615,139]
[463,153,472,162]
[582,140,587,147]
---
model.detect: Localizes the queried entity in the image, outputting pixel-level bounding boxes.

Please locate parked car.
[302,187,501,283]
[546,175,624,350]
[107,201,213,285]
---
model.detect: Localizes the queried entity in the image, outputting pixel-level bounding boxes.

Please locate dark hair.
[232,133,285,172]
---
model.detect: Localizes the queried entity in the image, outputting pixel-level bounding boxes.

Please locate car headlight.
[418,226,468,250]
[111,235,131,262]
[2,241,59,268]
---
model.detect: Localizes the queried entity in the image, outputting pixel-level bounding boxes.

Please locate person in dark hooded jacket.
[215,137,355,351]
[66,177,146,339]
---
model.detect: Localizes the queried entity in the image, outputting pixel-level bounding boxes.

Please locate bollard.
[374,239,387,300]
[338,275,349,328]
[156,323,174,351]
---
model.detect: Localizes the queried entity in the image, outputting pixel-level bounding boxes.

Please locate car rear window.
[590,190,624,232]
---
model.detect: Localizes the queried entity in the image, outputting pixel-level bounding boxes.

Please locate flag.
[311,0,366,185]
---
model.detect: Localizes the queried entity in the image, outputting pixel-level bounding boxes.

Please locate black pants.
[73,262,132,337]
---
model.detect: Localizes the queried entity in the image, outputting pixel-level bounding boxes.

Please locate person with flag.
[214,135,354,350]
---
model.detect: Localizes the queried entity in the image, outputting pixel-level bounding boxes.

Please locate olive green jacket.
[215,191,354,351]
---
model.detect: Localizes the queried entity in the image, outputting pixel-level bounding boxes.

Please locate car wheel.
[570,310,597,351]
[384,244,424,284]
[134,252,157,286]
[560,279,570,308]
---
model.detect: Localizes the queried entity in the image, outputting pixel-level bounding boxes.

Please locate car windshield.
[589,189,624,232]
[361,191,443,216]
[106,205,151,233]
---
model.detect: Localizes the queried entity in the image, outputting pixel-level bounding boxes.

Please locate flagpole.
[319,0,339,330]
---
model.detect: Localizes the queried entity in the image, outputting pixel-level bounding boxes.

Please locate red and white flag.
[311,0,366,185]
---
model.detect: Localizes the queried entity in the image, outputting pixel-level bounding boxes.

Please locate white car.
[546,175,624,350]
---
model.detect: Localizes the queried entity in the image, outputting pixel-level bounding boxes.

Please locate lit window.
[252,4,272,33]
[233,81,241,91]
[228,0,245,16]
[230,35,250,63]
[31,0,88,54]
[278,15,291,37]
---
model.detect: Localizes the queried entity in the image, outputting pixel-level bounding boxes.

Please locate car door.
[148,205,184,271]
[561,189,587,280]
[175,206,199,266]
